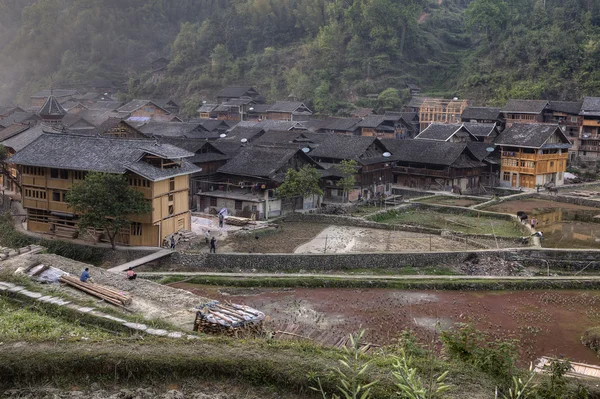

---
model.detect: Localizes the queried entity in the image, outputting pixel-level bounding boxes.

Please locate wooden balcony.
[502,166,536,174]
[47,179,71,190]
[580,145,600,152]
[132,186,152,199]
[538,153,568,161]
[49,201,72,213]
[394,166,450,178]
[23,198,48,210]
[22,175,46,187]
[502,152,537,161]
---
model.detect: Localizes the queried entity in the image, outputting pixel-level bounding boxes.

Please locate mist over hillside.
[1,0,600,113]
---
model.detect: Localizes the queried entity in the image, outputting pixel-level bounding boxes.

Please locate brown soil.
[221,222,328,253]
[417,197,485,207]
[485,198,599,214]
[175,284,600,365]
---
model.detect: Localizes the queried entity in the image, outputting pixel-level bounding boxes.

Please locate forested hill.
[2,0,600,115]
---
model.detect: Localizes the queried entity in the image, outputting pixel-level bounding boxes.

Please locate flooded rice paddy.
[485,198,600,248]
[175,284,600,365]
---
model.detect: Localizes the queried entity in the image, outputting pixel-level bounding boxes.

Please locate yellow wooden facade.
[418,99,469,130]
[499,149,568,189]
[20,167,190,247]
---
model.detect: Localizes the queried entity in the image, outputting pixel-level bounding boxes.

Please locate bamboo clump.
[59,275,132,307]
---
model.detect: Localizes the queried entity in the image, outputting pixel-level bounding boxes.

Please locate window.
[50,169,68,179]
[24,189,46,199]
[168,193,174,202]
[128,177,150,187]
[143,106,154,113]
[23,166,45,176]
[550,161,554,167]
[73,171,86,180]
[571,116,578,123]
[130,222,142,236]
[235,200,243,210]
[168,205,174,215]
[503,172,511,182]
[210,197,217,207]
[52,191,65,202]
[169,178,175,191]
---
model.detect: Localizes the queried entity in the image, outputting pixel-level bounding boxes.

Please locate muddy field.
[485,199,600,249]
[174,284,600,365]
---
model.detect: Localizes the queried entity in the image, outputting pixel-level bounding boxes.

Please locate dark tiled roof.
[136,121,205,138]
[61,114,95,128]
[0,112,40,128]
[86,101,123,111]
[580,97,600,116]
[466,142,497,161]
[8,134,199,181]
[414,123,467,141]
[31,89,79,99]
[196,104,218,113]
[308,135,379,161]
[502,99,549,114]
[495,123,571,148]
[0,106,24,115]
[461,107,502,121]
[267,101,311,114]
[117,99,169,114]
[211,141,244,155]
[462,122,498,138]
[0,124,30,141]
[351,108,374,118]
[38,95,67,117]
[381,139,481,167]
[217,146,304,179]
[357,116,388,128]
[549,101,582,115]
[316,117,361,132]
[215,86,256,98]
[198,119,229,132]
[2,124,50,152]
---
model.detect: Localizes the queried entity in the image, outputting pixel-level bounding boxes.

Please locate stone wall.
[532,193,600,209]
[170,248,600,272]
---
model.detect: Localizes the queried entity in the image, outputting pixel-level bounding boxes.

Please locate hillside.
[1,0,600,114]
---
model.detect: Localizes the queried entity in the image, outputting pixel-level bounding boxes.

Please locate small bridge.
[107,249,174,273]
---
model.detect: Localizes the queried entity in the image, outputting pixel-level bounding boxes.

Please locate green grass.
[369,209,523,238]
[0,296,119,342]
[415,196,486,207]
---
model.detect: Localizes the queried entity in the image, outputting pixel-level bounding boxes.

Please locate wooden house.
[0,106,25,119]
[501,99,550,127]
[460,106,504,129]
[462,123,500,143]
[197,103,218,119]
[149,58,170,84]
[357,115,415,139]
[315,117,362,136]
[307,135,394,201]
[417,98,469,130]
[8,134,200,247]
[215,86,261,104]
[265,101,312,121]
[116,100,172,121]
[547,101,582,139]
[198,145,321,218]
[381,139,487,194]
[0,112,41,129]
[350,108,375,118]
[406,82,421,96]
[89,80,121,95]
[30,90,80,108]
[154,99,180,115]
[0,123,32,192]
[495,123,571,189]
[414,123,477,143]
[578,97,600,161]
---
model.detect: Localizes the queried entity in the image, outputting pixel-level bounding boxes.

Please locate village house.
[196,145,322,218]
[214,98,256,121]
[414,123,478,143]
[307,135,394,202]
[501,99,550,127]
[413,97,469,130]
[8,133,200,247]
[460,106,504,128]
[405,82,421,96]
[116,99,173,122]
[0,106,25,119]
[197,103,218,119]
[462,122,500,143]
[89,79,121,95]
[350,108,375,118]
[314,117,362,136]
[577,97,600,162]
[495,123,571,189]
[547,101,582,139]
[357,115,415,139]
[0,112,41,129]
[265,101,312,121]
[381,139,488,194]
[215,86,262,104]
[149,57,170,84]
[30,90,80,108]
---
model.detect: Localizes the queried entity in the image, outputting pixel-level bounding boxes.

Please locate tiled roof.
[461,107,502,121]
[502,99,549,114]
[495,123,571,148]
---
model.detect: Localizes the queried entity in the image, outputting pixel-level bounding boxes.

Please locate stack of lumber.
[225,216,251,226]
[194,301,265,336]
[59,275,132,307]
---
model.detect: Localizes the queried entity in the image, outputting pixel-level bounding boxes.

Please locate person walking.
[210,237,217,253]
[170,236,176,249]
[530,218,536,229]
[218,212,224,228]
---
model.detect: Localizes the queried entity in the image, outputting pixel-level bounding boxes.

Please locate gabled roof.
[466,142,498,162]
[0,112,41,128]
[252,130,324,146]
[77,109,123,126]
[495,123,571,148]
[157,138,229,164]
[2,124,50,152]
[316,117,361,132]
[215,86,258,99]
[31,89,79,99]
[117,99,170,114]
[381,139,484,167]
[198,119,230,133]
[0,106,25,116]
[217,145,316,179]
[154,99,179,109]
[196,103,218,113]
[462,122,498,138]
[548,101,582,115]
[0,124,30,142]
[266,101,312,114]
[351,108,374,118]
[461,107,502,121]
[86,101,123,111]
[61,114,95,129]
[8,134,200,182]
[92,118,143,137]
[502,99,549,114]
[136,121,205,138]
[308,135,382,161]
[414,123,476,142]
[357,115,390,128]
[580,97,600,117]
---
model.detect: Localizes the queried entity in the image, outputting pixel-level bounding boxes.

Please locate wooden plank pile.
[194,301,265,336]
[59,275,132,307]
[225,216,252,226]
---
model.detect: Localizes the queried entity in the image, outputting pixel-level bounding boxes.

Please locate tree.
[335,160,358,203]
[66,172,152,250]
[278,165,323,210]
[377,88,402,111]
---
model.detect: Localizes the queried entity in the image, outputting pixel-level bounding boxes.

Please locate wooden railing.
[22,176,46,187]
[23,198,48,210]
[49,201,72,213]
[501,166,536,174]
[394,166,450,178]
